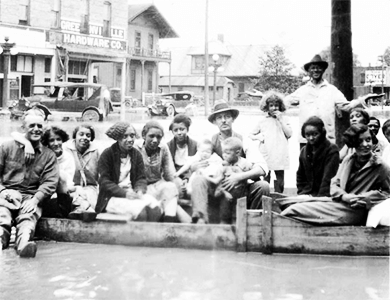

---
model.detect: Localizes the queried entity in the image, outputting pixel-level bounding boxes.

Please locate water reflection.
[0,242,388,300]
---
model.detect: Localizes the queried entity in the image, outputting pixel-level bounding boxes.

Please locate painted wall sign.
[63,33,126,50]
[60,19,125,40]
[365,70,387,86]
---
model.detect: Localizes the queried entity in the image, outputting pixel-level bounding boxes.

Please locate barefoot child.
[174,139,223,195]
[249,91,292,193]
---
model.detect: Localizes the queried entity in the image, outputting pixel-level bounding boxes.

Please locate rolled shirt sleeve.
[242,137,269,176]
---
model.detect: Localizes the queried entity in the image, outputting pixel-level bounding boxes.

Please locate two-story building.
[0,0,128,103]
[159,36,270,102]
[96,4,177,99]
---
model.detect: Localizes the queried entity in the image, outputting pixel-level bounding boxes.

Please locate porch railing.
[128,47,171,60]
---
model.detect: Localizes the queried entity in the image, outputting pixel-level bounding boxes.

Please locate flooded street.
[0,241,388,300]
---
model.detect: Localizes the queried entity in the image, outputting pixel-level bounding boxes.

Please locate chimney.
[217,34,224,43]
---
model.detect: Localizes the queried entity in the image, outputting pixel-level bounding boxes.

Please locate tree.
[384,47,390,66]
[319,46,361,67]
[253,45,303,94]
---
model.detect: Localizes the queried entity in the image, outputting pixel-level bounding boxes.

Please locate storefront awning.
[64,46,127,62]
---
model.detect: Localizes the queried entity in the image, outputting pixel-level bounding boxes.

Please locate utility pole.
[204,0,210,116]
[331,0,353,148]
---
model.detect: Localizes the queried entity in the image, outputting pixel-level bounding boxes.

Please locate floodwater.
[0,241,388,300]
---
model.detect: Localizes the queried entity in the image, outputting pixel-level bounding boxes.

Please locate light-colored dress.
[251,114,290,170]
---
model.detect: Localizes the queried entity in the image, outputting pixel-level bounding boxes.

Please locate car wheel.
[167,105,175,117]
[82,109,101,122]
[125,100,132,108]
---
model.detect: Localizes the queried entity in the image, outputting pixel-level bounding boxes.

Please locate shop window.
[147,70,153,91]
[44,58,51,73]
[238,82,245,93]
[130,69,136,91]
[51,0,61,28]
[68,60,87,75]
[103,2,111,37]
[19,0,30,25]
[17,56,33,72]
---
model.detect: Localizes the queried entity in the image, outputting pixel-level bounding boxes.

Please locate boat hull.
[35,197,390,256]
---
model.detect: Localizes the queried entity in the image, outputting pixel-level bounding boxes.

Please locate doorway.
[21,75,32,97]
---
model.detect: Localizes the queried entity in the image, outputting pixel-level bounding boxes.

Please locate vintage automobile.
[236,89,263,101]
[9,82,112,121]
[109,88,137,109]
[147,91,202,117]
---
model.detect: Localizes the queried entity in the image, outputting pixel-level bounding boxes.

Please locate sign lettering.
[60,19,125,40]
[63,33,126,50]
[365,70,386,86]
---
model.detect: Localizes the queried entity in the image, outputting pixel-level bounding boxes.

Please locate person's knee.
[0,206,13,227]
[251,180,270,195]
[158,182,179,202]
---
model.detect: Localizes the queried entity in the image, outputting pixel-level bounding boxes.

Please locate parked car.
[109,88,136,109]
[9,82,112,121]
[147,91,198,117]
[235,89,263,101]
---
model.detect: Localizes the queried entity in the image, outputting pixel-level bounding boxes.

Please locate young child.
[248,91,292,193]
[218,137,253,224]
[174,139,223,195]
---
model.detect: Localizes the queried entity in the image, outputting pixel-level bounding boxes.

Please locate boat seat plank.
[36,218,237,251]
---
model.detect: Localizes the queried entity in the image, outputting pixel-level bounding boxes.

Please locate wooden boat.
[36,196,390,256]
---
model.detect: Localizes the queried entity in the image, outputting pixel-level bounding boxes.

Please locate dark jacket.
[297,139,339,197]
[167,136,198,172]
[96,142,147,213]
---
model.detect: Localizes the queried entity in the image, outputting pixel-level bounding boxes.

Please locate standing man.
[191,102,270,224]
[286,54,370,148]
[0,108,58,257]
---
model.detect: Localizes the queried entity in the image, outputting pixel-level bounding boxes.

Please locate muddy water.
[0,241,388,300]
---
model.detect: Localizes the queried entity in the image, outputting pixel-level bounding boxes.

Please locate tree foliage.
[319,46,361,67]
[384,47,390,66]
[253,45,303,94]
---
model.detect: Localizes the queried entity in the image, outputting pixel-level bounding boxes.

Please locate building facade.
[159,38,270,102]
[96,4,177,99]
[0,1,176,103]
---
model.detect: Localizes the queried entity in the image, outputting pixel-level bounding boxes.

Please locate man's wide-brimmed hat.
[208,101,239,123]
[303,54,329,72]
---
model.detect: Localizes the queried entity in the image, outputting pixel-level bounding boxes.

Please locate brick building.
[0,0,128,102]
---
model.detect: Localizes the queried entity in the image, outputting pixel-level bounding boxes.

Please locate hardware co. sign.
[60,19,126,50]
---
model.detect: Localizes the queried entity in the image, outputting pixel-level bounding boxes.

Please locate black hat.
[304,54,329,72]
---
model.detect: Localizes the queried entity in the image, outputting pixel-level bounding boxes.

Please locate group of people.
[1,53,389,259]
